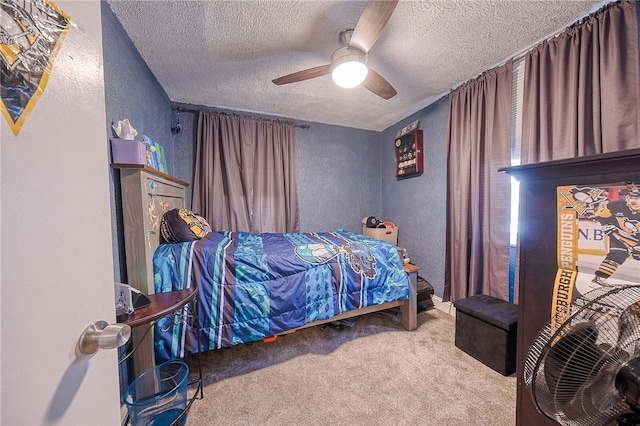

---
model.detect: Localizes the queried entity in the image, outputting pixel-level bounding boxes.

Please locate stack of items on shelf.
[110,119,168,173]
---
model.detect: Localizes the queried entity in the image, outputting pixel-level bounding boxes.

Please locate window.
[508,58,525,301]
[510,58,525,246]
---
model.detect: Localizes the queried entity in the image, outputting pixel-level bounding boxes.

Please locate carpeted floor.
[182,307,516,425]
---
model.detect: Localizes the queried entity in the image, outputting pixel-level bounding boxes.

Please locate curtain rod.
[173,106,310,129]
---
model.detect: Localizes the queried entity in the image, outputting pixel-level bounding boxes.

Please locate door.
[1,2,121,424]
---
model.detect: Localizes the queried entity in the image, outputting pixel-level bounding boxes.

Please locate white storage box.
[362,226,398,245]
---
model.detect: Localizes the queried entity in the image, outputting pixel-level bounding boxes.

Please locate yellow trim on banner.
[0,0,71,136]
[551,185,581,331]
[550,268,576,332]
[557,188,579,271]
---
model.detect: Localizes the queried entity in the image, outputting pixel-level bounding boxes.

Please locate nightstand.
[120,289,203,425]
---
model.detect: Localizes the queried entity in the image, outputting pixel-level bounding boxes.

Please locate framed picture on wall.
[394,129,423,178]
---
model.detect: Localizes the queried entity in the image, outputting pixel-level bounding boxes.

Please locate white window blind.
[510,58,525,245]
[511,57,525,165]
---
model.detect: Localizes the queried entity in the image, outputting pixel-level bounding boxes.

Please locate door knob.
[78,320,131,356]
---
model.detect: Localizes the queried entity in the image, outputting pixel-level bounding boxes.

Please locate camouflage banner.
[1,0,70,136]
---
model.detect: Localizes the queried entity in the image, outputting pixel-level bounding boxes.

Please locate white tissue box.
[111,139,147,165]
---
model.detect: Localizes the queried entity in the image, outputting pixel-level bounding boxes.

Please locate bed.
[152,228,416,363]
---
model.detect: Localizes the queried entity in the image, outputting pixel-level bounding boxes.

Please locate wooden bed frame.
[295,263,418,332]
[117,165,418,372]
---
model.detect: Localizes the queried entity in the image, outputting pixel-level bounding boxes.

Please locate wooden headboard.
[115,164,189,295]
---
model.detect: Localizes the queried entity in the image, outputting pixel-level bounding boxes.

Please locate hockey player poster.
[550,184,640,330]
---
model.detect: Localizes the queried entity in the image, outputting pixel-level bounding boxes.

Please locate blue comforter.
[153,229,408,362]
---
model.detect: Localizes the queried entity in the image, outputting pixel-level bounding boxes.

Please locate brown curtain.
[192,111,300,233]
[522,0,640,163]
[444,63,513,303]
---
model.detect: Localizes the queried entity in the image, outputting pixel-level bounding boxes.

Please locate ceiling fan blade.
[272,65,331,85]
[362,68,397,100]
[349,0,398,53]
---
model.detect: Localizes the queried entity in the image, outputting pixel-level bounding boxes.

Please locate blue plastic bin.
[124,361,189,426]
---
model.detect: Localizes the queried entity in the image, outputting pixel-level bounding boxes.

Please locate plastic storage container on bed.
[124,361,189,426]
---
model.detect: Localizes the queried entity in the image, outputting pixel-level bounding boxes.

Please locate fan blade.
[272,65,331,85]
[362,68,397,100]
[349,0,398,53]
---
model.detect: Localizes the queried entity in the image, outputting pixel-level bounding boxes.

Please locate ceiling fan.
[272,0,398,100]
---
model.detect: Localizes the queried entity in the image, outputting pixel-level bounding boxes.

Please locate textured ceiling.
[107,0,608,131]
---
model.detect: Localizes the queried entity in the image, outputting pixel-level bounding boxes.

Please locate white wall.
[1,1,121,424]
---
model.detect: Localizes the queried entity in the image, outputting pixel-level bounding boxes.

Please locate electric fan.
[525,284,640,426]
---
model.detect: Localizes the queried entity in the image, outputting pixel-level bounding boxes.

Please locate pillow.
[160,208,212,243]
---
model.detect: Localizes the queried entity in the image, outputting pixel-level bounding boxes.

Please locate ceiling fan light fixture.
[330,47,368,89]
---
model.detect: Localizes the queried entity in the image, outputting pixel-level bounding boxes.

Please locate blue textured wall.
[101,3,640,298]
[175,102,450,298]
[101,2,449,296]
[102,3,176,282]
[296,122,380,233]
[102,4,175,171]
[171,110,195,206]
[380,100,449,297]
[168,105,381,234]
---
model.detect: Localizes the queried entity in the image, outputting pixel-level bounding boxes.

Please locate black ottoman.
[454,294,518,376]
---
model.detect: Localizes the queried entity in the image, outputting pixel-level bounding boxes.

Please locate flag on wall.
[1,0,70,136]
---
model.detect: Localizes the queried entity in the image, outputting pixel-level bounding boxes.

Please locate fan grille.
[524,285,640,426]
